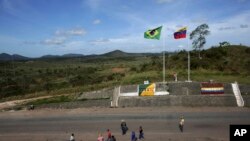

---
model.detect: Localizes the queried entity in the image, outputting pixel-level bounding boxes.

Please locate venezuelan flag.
[174,27,187,39]
[200,82,224,94]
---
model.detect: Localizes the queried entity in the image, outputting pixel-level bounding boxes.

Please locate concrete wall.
[118,82,234,95]
[118,95,237,107]
[241,84,250,107]
[242,96,250,107]
[168,82,234,95]
[239,84,250,95]
[224,83,234,94]
[74,82,248,108]
[168,82,201,95]
[155,83,168,91]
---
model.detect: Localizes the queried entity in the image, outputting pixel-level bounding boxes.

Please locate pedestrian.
[110,135,116,141]
[97,133,104,141]
[131,131,137,141]
[173,72,177,81]
[179,116,185,132]
[121,119,128,135]
[70,133,75,141]
[139,126,144,139]
[106,129,112,141]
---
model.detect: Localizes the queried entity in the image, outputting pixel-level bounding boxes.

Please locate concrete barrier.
[74,82,248,108]
[242,96,250,107]
[239,84,250,95]
[118,95,237,107]
[168,82,234,95]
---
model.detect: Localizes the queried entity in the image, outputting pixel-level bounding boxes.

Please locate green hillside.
[0,45,249,100]
[168,45,250,74]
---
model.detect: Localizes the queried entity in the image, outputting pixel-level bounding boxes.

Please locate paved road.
[0,107,249,141]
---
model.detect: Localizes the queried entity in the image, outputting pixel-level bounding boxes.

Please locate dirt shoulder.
[1,106,249,119]
[0,95,57,110]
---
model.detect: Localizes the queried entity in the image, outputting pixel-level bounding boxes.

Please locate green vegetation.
[0,45,250,100]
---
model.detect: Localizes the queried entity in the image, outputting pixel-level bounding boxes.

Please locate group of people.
[69,116,184,141]
[121,119,144,141]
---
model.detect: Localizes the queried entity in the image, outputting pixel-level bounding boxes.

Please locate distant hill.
[62,53,84,58]
[0,49,165,61]
[101,50,133,57]
[40,55,61,59]
[0,53,85,61]
[0,53,30,61]
[101,50,160,57]
[40,53,84,59]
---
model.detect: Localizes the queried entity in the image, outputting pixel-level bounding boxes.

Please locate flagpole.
[144,26,165,82]
[163,26,166,83]
[187,34,191,82]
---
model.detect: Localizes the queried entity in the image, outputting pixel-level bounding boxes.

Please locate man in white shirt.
[70,133,75,141]
[179,116,184,132]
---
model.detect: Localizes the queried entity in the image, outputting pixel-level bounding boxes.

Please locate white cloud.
[55,28,87,36]
[93,19,101,24]
[24,27,87,47]
[41,37,66,46]
[68,28,86,35]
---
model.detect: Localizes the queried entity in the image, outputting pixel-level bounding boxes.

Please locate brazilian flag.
[138,83,155,96]
[144,26,162,40]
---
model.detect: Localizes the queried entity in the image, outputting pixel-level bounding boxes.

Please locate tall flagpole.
[163,26,166,83]
[187,34,191,82]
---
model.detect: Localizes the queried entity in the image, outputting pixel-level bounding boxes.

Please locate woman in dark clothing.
[121,119,128,135]
[139,126,144,139]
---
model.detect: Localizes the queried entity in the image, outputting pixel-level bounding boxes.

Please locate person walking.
[139,126,144,140]
[106,129,112,141]
[70,133,75,141]
[97,133,104,141]
[173,72,177,82]
[110,135,116,141]
[131,131,137,141]
[179,116,185,132]
[121,119,128,135]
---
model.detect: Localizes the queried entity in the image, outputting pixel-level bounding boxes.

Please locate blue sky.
[0,0,250,57]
